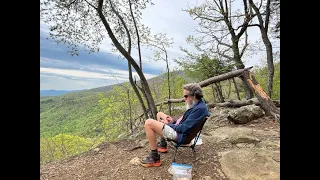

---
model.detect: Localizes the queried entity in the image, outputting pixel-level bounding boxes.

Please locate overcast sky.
[40,0,279,91]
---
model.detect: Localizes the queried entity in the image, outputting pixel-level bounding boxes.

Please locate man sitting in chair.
[140,83,210,167]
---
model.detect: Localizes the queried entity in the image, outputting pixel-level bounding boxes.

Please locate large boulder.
[227,104,265,124]
[220,148,280,180]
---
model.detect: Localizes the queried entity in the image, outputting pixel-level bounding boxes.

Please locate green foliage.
[176,54,232,82]
[98,83,143,141]
[159,71,188,100]
[40,134,103,165]
[40,91,109,138]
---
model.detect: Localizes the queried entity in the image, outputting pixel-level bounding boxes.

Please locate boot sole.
[140,161,162,167]
[157,148,168,153]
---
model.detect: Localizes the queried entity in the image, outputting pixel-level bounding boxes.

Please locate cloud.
[40,56,157,90]
[40,0,279,90]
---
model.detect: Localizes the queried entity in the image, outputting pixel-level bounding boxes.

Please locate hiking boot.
[140,153,161,167]
[157,141,168,153]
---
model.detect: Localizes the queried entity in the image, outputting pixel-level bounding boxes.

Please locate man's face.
[183,89,193,107]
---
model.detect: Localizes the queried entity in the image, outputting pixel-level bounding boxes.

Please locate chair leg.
[172,147,178,162]
[190,145,196,153]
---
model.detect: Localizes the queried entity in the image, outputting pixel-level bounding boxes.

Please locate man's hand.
[166,116,174,124]
[160,116,173,124]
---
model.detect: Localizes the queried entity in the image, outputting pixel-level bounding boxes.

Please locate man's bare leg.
[144,119,165,150]
[140,119,164,167]
[156,112,169,152]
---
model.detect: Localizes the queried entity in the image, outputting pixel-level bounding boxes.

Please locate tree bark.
[109,0,148,120]
[223,1,254,100]
[198,66,253,87]
[241,70,279,119]
[129,0,142,70]
[127,89,133,134]
[128,63,148,119]
[232,77,241,100]
[227,79,231,99]
[248,0,274,98]
[214,82,224,102]
[165,52,171,116]
[211,84,216,102]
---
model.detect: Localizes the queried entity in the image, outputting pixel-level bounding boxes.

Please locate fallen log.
[207,99,280,108]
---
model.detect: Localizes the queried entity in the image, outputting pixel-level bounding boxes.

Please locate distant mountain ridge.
[40,89,84,96]
[40,70,191,96]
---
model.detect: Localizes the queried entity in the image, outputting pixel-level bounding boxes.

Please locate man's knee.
[157,112,162,119]
[144,119,154,128]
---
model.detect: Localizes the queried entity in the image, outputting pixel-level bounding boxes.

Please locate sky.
[40,0,279,91]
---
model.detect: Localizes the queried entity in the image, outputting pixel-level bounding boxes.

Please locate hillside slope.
[40,107,280,180]
[40,91,107,138]
[40,70,193,138]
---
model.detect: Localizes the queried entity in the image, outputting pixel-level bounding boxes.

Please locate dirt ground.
[40,115,279,180]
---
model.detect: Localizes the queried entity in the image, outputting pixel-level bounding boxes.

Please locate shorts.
[162,124,178,141]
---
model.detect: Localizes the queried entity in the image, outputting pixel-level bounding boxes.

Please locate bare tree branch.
[214,36,232,48]
[134,77,143,91]
[213,0,222,10]
[265,0,271,31]
[240,30,248,58]
[84,0,97,10]
[195,16,224,22]
[109,0,131,53]
[258,0,263,9]
[248,0,264,28]
[129,0,142,70]
[211,50,233,60]
[235,24,260,30]
[224,0,229,15]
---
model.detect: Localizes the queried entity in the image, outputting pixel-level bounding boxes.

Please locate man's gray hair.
[183,83,203,99]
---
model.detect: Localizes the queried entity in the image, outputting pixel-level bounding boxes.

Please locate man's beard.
[186,100,196,110]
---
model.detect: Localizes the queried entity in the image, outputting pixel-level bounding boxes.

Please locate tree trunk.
[166,54,171,116]
[106,0,150,119]
[261,29,274,99]
[97,5,157,119]
[127,89,133,134]
[239,76,254,99]
[241,70,279,119]
[232,77,241,100]
[232,38,254,100]
[214,82,224,102]
[227,79,231,99]
[129,0,142,70]
[211,84,216,102]
[128,62,148,119]
[248,0,274,98]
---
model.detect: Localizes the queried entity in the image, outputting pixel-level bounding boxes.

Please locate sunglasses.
[183,94,189,98]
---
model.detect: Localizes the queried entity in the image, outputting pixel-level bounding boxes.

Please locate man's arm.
[167,108,205,134]
[159,116,174,124]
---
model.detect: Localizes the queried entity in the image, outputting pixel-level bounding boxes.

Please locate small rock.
[129,157,141,165]
[201,176,213,180]
[217,169,226,177]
